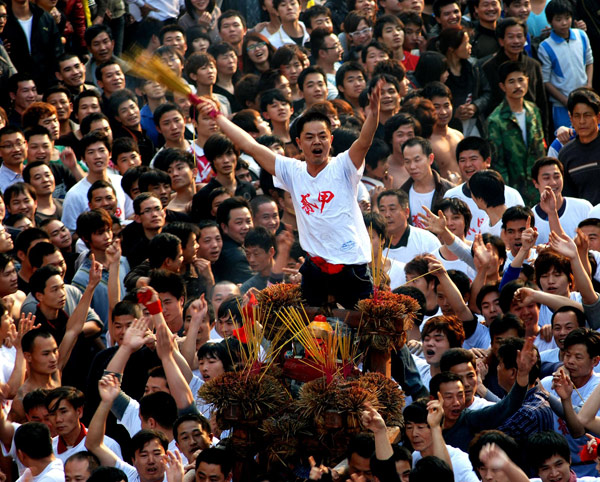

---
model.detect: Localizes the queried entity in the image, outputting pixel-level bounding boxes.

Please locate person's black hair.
[153,102,182,127]
[235,74,260,109]
[551,305,587,328]
[469,170,505,207]
[74,90,103,120]
[197,340,237,371]
[138,168,171,193]
[65,451,101,475]
[455,136,491,162]
[42,85,72,103]
[131,429,169,454]
[186,27,211,57]
[410,456,454,482]
[498,279,527,313]
[149,269,186,300]
[154,147,195,172]
[195,447,233,476]
[432,0,459,17]
[439,347,476,372]
[84,23,113,46]
[28,242,59,269]
[112,136,140,164]
[76,209,112,247]
[429,371,462,399]
[489,313,525,340]
[421,81,453,103]
[468,430,521,471]
[567,87,600,115]
[374,14,404,40]
[79,112,109,136]
[87,467,128,482]
[216,196,251,228]
[476,283,500,312]
[22,159,51,185]
[295,111,332,137]
[95,60,122,86]
[301,4,332,27]
[297,65,327,92]
[501,205,534,230]
[433,198,472,236]
[121,165,150,198]
[360,40,392,64]
[217,295,244,322]
[14,227,49,257]
[496,17,527,38]
[497,337,541,385]
[4,182,36,207]
[498,61,528,85]
[402,136,433,157]
[136,18,163,49]
[204,133,239,167]
[413,51,448,88]
[563,327,600,358]
[331,127,359,156]
[87,179,116,202]
[377,188,409,210]
[260,88,292,115]
[372,58,406,81]
[346,433,375,460]
[140,391,178,428]
[393,286,426,325]
[207,42,237,65]
[231,110,261,135]
[46,386,85,412]
[112,299,143,321]
[363,211,387,239]
[21,329,54,354]
[80,131,111,155]
[365,138,390,170]
[0,253,12,274]
[399,11,423,27]
[173,413,211,444]
[335,61,366,99]
[107,89,138,123]
[159,23,186,43]
[383,112,420,147]
[243,226,275,252]
[23,125,52,145]
[527,431,571,470]
[29,265,62,298]
[148,233,182,269]
[544,0,574,23]
[15,423,53,459]
[403,398,429,425]
[531,156,564,182]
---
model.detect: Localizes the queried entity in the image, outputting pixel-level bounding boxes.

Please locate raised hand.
[156,323,175,360]
[308,456,329,481]
[473,234,493,271]
[514,287,538,306]
[164,450,184,482]
[365,79,383,119]
[98,373,121,403]
[549,231,578,260]
[122,318,153,351]
[552,366,573,400]
[520,218,538,252]
[516,336,537,378]
[426,392,444,428]
[575,228,590,256]
[417,207,448,237]
[479,443,510,471]
[88,254,104,288]
[424,254,446,279]
[15,313,39,350]
[60,147,77,170]
[188,295,208,327]
[105,239,122,266]
[540,186,558,215]
[361,402,386,434]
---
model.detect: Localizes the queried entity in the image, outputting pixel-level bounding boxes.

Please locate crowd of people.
[0,0,596,479]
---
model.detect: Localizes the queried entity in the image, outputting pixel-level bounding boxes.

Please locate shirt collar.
[57,424,87,454]
[390,225,411,249]
[550,29,576,43]
[0,164,22,181]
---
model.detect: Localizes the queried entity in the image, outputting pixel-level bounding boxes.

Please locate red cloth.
[579,438,600,462]
[310,256,344,275]
[402,51,420,72]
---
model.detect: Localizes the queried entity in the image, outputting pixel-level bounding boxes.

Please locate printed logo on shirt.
[300,190,335,215]
[341,240,356,251]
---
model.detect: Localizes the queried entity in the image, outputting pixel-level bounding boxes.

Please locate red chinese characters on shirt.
[300,191,335,215]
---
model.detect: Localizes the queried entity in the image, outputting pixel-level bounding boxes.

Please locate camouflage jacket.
[488,99,546,205]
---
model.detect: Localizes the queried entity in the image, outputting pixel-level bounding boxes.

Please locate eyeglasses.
[247,41,266,52]
[350,27,372,38]
[0,140,25,150]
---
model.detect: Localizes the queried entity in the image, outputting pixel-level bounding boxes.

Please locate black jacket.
[212,234,254,284]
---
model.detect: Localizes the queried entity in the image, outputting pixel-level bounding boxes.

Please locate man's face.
[509,296,539,330]
[449,362,478,406]
[364,46,389,75]
[144,376,169,395]
[503,219,528,254]
[263,99,292,124]
[0,226,12,253]
[216,313,238,338]
[253,201,279,235]
[115,150,141,175]
[159,292,184,330]
[499,25,526,57]
[219,15,246,46]
[98,64,125,95]
[47,93,72,123]
[0,132,27,168]
[196,462,228,482]
[501,70,528,102]
[84,141,110,175]
[396,460,411,482]
[301,73,327,107]
[216,51,237,78]
[404,144,432,182]
[244,245,272,273]
[211,283,239,314]
[570,103,600,141]
[431,95,452,127]
[89,224,113,251]
[480,291,501,325]
[277,0,300,23]
[42,252,67,279]
[48,398,81,438]
[320,34,342,64]
[111,314,135,346]
[194,112,219,138]
[158,110,186,143]
[213,150,236,177]
[405,421,432,453]
[474,0,501,24]
[133,439,166,482]
[504,0,530,22]
[197,226,223,262]
[137,197,165,232]
[379,21,404,51]
[552,312,579,350]
[28,336,59,374]
[550,13,571,38]
[198,354,224,381]
[28,164,55,197]
[564,343,599,379]
[380,0,404,14]
[435,284,455,316]
[8,192,36,220]
[116,99,140,128]
[378,195,409,235]
[44,220,72,250]
[39,114,60,141]
[422,329,450,365]
[539,267,570,296]
[348,453,374,482]
[442,208,466,238]
[309,14,333,31]
[497,356,517,392]
[162,31,187,57]
[168,160,196,191]
[65,458,92,482]
[222,207,253,244]
[39,275,67,311]
[280,58,302,85]
[182,233,198,264]
[148,182,172,208]
[89,187,117,214]
[89,32,114,63]
[580,225,600,251]
[537,455,571,482]
[457,149,490,181]
[478,459,512,482]
[439,380,465,423]
[12,80,37,111]
[340,70,366,101]
[403,22,423,50]
[89,119,113,144]
[76,96,101,122]
[437,3,461,29]
[297,120,332,167]
[0,262,18,296]
[176,421,210,461]
[58,57,85,88]
[380,82,401,114]
[491,328,519,357]
[533,163,563,198]
[391,125,415,155]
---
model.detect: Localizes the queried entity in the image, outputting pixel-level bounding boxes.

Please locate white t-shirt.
[538,292,582,326]
[16,459,64,482]
[414,356,431,389]
[467,396,495,410]
[17,17,33,53]
[432,247,477,281]
[412,445,479,482]
[534,332,558,353]
[540,347,560,364]
[386,225,441,264]
[274,150,371,265]
[588,203,600,220]
[115,457,167,482]
[52,433,122,463]
[387,258,406,290]
[463,321,491,350]
[533,197,593,244]
[409,186,435,228]
[514,110,527,145]
[444,183,524,240]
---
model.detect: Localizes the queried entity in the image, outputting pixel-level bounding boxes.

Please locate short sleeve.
[274,154,296,192]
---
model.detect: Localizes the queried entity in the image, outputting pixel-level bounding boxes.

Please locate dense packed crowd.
[0,0,597,479]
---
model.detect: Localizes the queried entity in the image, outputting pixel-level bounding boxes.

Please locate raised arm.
[106,239,122,324]
[575,376,600,433]
[514,286,583,313]
[3,314,37,400]
[106,318,154,376]
[348,80,382,169]
[180,296,207,370]
[478,443,530,482]
[199,102,277,175]
[553,367,586,438]
[539,187,566,238]
[85,374,121,467]
[58,255,103,371]
[156,324,195,409]
[427,392,453,469]
[361,403,401,482]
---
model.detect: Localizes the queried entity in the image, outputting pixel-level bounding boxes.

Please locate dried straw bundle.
[357,291,419,351]
[260,412,314,468]
[357,372,405,428]
[256,283,304,341]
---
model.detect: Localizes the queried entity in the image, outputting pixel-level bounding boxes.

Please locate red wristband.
[146,299,162,315]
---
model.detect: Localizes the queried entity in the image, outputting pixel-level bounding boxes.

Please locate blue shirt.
[140,104,160,147]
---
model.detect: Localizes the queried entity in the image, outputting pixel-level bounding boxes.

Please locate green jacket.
[488,99,546,205]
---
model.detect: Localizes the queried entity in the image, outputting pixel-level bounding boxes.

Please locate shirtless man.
[384,112,419,189]
[0,254,27,321]
[155,149,197,214]
[423,82,463,182]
